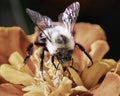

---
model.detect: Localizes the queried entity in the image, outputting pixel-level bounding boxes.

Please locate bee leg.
[34,42,46,46]
[24,43,34,64]
[75,43,93,64]
[51,55,60,70]
[40,47,47,80]
[24,42,46,64]
[71,58,74,66]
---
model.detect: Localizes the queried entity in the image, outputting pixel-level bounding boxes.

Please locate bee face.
[53,32,74,62]
[55,48,73,62]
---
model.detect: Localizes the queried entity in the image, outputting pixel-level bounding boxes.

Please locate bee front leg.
[40,47,47,80]
[24,43,34,64]
[24,42,46,64]
[51,55,60,70]
[75,43,93,64]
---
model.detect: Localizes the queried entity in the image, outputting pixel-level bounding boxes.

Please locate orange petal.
[0,64,35,86]
[89,40,109,63]
[71,86,93,96]
[93,72,120,96]
[0,27,30,64]
[0,83,23,96]
[81,59,116,88]
[72,46,87,72]
[74,22,106,52]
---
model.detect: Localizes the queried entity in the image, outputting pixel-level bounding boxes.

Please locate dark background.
[0,0,120,61]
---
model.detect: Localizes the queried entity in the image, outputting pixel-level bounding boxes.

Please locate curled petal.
[72,46,88,72]
[0,64,35,86]
[0,83,23,96]
[71,86,93,96]
[93,72,120,96]
[9,51,34,76]
[49,77,72,96]
[81,59,116,88]
[23,91,44,96]
[74,23,106,51]
[89,40,109,63]
[0,27,30,64]
[23,85,50,96]
[67,67,83,85]
[9,51,24,70]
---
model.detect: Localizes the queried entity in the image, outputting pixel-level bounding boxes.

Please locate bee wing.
[26,8,53,30]
[58,2,80,33]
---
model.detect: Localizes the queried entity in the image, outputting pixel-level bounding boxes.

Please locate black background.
[0,0,120,61]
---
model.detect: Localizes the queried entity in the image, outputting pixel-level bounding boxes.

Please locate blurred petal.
[81,59,116,88]
[23,91,44,96]
[67,67,83,85]
[74,22,106,51]
[23,83,53,96]
[71,86,93,96]
[0,27,30,64]
[89,40,109,63]
[72,46,88,72]
[93,72,120,96]
[0,64,34,86]
[23,85,43,92]
[49,77,72,96]
[0,83,23,96]
[9,51,34,76]
[8,51,24,70]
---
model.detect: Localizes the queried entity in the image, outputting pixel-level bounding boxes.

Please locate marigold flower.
[0,23,120,96]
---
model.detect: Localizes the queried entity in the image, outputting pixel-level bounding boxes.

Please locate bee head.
[45,26,75,62]
[55,48,73,62]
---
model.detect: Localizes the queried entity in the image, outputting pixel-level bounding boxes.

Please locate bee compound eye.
[58,52,62,58]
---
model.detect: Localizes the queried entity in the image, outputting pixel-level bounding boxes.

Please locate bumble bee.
[24,2,93,76]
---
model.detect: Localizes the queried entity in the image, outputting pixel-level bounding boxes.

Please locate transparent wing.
[26,8,53,30]
[58,2,80,33]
